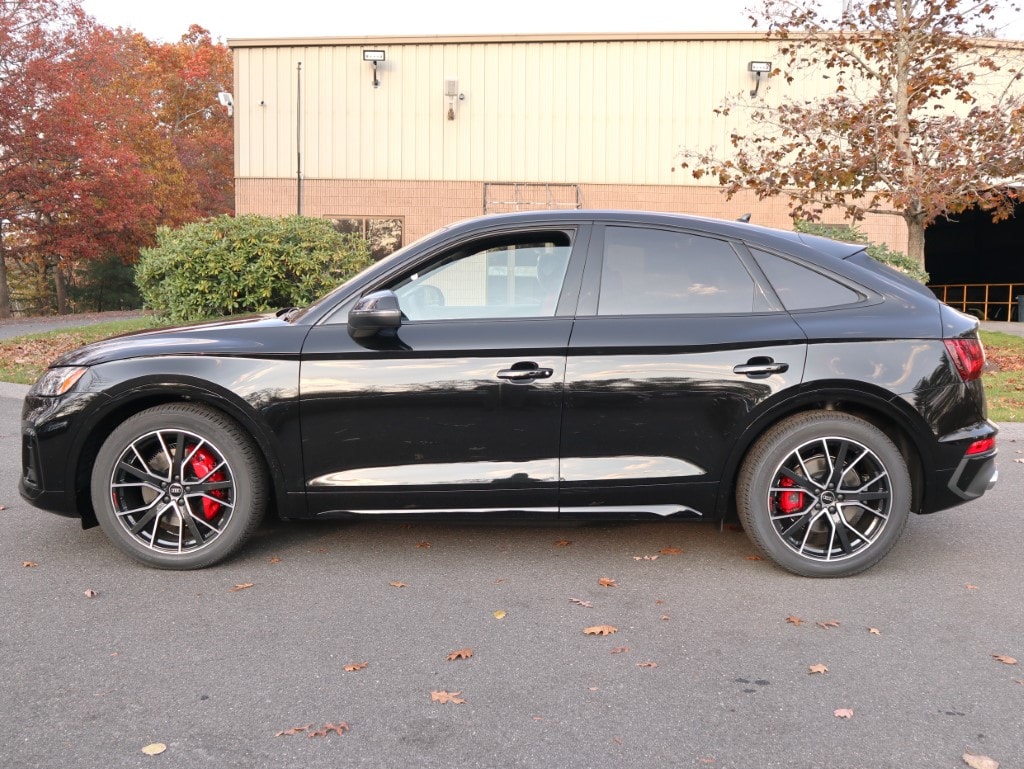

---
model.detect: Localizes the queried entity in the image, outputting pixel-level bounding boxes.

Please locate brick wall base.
[236,178,908,254]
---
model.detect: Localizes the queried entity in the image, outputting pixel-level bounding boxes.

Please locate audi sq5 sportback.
[20,210,998,576]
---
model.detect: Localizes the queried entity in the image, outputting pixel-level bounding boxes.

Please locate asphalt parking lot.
[1,385,1022,769]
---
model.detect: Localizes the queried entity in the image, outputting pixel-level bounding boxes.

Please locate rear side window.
[599,227,765,315]
[751,248,862,310]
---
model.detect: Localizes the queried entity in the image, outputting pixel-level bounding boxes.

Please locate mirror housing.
[348,290,403,338]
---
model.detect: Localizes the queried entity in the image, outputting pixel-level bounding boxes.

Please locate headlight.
[30,367,88,396]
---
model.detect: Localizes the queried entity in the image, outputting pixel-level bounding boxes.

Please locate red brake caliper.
[189,447,225,520]
[777,475,805,514]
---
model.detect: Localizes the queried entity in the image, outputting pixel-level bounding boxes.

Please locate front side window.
[391,232,572,321]
[598,227,761,316]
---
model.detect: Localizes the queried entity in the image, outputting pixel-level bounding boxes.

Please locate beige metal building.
[227,32,903,257]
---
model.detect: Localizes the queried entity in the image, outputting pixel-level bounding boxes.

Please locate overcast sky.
[78,0,1024,43]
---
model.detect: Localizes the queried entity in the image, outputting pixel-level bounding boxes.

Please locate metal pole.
[297,62,303,216]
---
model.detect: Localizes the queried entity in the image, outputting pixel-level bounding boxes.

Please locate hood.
[52,314,309,367]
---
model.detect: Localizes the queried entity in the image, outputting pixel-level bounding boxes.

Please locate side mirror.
[348,290,403,338]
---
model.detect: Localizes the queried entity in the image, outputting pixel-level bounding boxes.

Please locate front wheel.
[91,404,268,569]
[736,411,911,577]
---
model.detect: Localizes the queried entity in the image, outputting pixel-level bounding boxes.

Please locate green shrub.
[793,221,929,284]
[136,215,373,322]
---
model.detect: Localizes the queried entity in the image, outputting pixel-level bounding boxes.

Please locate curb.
[0,381,30,400]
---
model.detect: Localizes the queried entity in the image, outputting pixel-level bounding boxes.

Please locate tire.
[91,404,268,569]
[736,411,911,578]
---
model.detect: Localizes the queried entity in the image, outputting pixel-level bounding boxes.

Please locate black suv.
[20,211,998,576]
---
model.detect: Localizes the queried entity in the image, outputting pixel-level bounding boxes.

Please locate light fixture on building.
[748,61,772,98]
[445,77,460,120]
[217,91,234,117]
[363,49,385,88]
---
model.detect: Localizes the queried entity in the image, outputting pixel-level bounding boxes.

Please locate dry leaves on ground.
[992,654,1017,665]
[745,555,764,561]
[308,722,350,737]
[611,646,630,654]
[23,561,38,568]
[963,753,1000,769]
[636,661,658,668]
[868,627,881,635]
[659,547,683,555]
[83,589,98,598]
[808,664,829,674]
[492,610,507,620]
[554,539,572,547]
[446,648,473,661]
[786,615,803,627]
[597,577,617,588]
[229,583,254,592]
[816,620,841,630]
[584,625,618,636]
[268,556,281,564]
[569,597,593,608]
[389,581,409,588]
[833,708,854,719]
[343,662,368,672]
[415,542,431,549]
[141,743,167,755]
[431,690,466,704]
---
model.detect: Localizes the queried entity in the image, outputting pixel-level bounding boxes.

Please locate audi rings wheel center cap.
[820,491,837,506]
[169,483,185,499]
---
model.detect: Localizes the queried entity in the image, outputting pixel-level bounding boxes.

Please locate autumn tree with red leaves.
[0,1,233,317]
[684,0,1024,269]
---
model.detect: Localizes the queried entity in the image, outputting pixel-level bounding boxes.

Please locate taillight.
[966,437,995,456]
[944,337,985,382]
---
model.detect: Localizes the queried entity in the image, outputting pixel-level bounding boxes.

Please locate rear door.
[560,223,806,518]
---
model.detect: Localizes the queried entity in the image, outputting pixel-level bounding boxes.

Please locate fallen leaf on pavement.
[659,547,683,555]
[868,627,881,635]
[493,610,507,620]
[833,708,854,719]
[554,539,572,547]
[993,654,1017,665]
[343,662,368,672]
[389,581,409,588]
[963,753,1000,769]
[269,556,281,564]
[569,598,593,607]
[23,561,38,568]
[141,743,166,755]
[229,583,254,592]
[447,648,473,661]
[745,555,763,561]
[83,589,98,598]
[597,577,617,588]
[611,646,630,654]
[816,620,841,629]
[660,614,670,621]
[967,584,979,590]
[308,722,350,737]
[636,661,658,668]
[275,724,313,736]
[632,555,658,561]
[416,542,431,549]
[786,616,803,627]
[808,664,829,674]
[431,690,466,704]
[584,625,618,635]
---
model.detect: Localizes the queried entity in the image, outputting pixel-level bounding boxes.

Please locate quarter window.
[750,248,862,310]
[598,227,761,315]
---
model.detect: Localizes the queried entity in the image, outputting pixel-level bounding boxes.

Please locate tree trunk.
[0,248,11,319]
[53,262,69,315]
[904,215,927,273]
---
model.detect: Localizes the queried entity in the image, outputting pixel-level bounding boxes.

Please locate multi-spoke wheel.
[91,404,268,569]
[737,411,911,577]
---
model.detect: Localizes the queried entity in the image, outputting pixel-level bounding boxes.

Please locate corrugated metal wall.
[233,37,787,185]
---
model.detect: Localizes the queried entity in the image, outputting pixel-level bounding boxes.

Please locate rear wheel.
[736,411,910,577]
[91,404,268,569]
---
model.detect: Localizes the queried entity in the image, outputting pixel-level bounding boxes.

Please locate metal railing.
[928,283,1024,322]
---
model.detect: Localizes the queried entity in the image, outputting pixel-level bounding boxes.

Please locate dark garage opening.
[925,199,1024,321]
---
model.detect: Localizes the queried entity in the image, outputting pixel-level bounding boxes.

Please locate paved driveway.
[2,388,1022,769]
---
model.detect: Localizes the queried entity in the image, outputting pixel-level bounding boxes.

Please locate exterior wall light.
[748,61,772,98]
[363,50,385,88]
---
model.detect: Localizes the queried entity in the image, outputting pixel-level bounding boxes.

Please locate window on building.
[327,216,404,261]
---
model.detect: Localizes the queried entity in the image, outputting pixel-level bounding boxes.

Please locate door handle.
[733,358,789,377]
[497,363,554,381]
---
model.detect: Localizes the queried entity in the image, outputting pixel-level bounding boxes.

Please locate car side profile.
[20,210,998,576]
